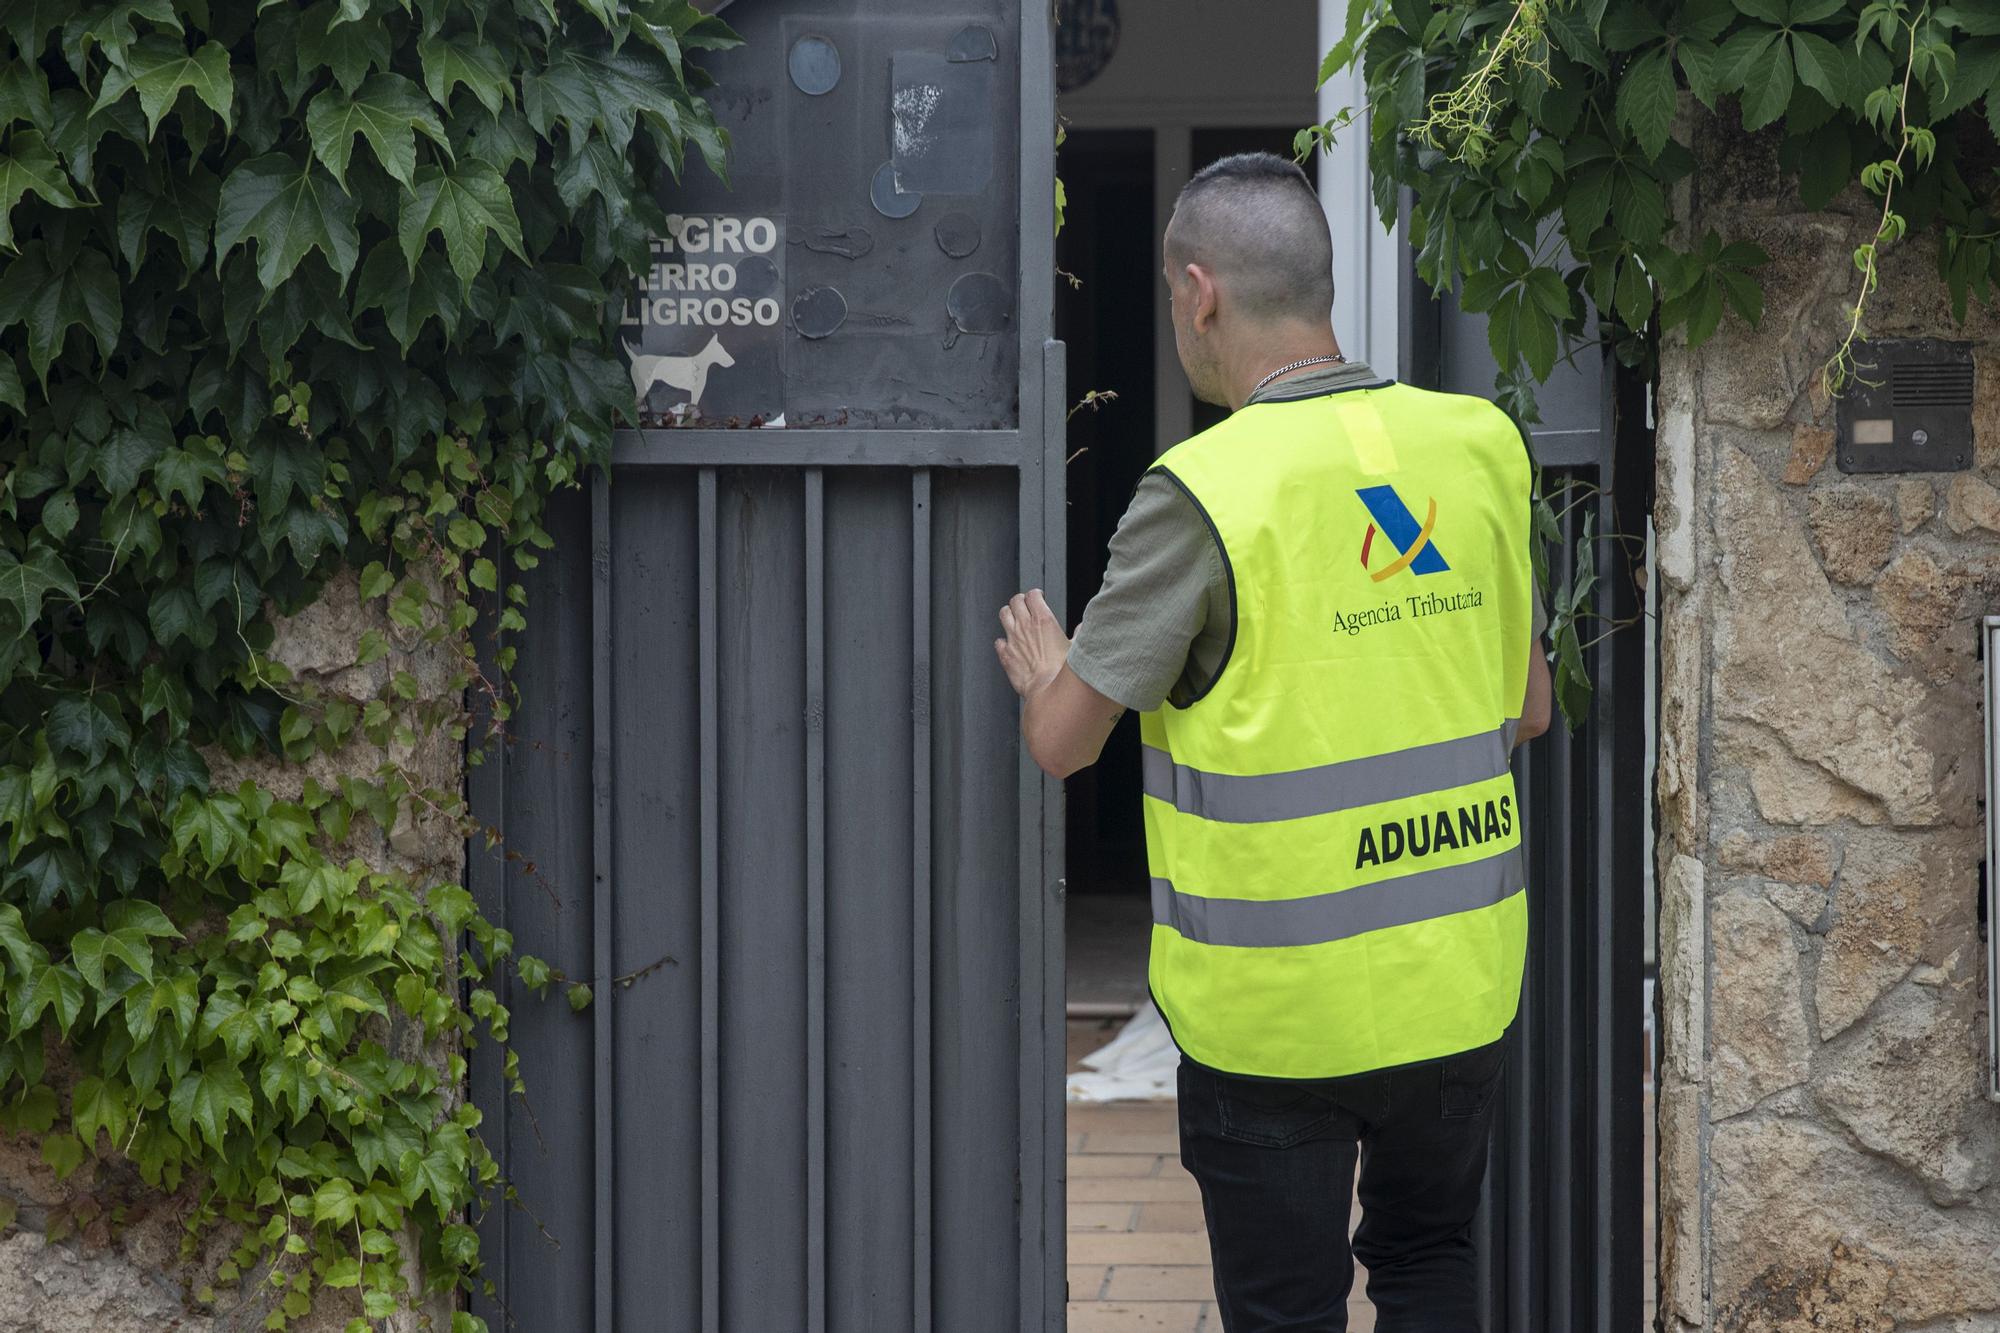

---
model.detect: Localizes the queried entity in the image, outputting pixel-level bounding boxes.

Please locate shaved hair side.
[1165,152,1335,324]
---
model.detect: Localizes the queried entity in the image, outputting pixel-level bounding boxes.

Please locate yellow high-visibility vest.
[1140,380,1534,1080]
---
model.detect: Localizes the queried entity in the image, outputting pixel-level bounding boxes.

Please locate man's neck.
[1224,327,1346,411]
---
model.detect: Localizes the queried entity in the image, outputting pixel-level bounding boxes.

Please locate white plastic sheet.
[1066,1003,1179,1103]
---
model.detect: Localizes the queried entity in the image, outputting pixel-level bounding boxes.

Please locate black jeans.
[1176,1039,1508,1333]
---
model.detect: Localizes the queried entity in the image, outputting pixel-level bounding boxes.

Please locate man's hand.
[995,588,1069,699]
[995,588,1125,779]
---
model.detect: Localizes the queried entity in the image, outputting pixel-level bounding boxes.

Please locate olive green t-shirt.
[1066,360,1547,712]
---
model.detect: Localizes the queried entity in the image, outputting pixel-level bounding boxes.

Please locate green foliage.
[1316,0,2000,724]
[0,0,732,1327]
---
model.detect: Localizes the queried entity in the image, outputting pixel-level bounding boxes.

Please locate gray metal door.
[1404,277,1649,1331]
[468,4,1065,1330]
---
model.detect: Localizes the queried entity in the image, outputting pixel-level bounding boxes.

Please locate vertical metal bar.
[591,470,614,1333]
[804,468,828,1333]
[1019,1,1063,1323]
[699,468,721,1333]
[911,469,934,1333]
[1152,126,1193,455]
[1593,475,1618,1332]
[1039,338,1069,1331]
[1014,456,1046,1333]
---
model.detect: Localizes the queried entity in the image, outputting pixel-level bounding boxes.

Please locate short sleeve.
[1067,473,1218,713]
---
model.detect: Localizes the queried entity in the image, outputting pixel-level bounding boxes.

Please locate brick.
[1134,1202,1207,1233]
[1100,1265,1216,1302]
[1070,1232,1213,1266]
[1064,1301,1209,1333]
[1069,1202,1137,1232]
[1069,1176,1203,1204]
[1069,1154,1165,1178]
[1068,1104,1180,1136]
[1083,1133,1182,1156]
[1068,1265,1110,1301]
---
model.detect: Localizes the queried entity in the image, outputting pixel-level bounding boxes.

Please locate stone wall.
[0,571,462,1332]
[1657,116,2000,1330]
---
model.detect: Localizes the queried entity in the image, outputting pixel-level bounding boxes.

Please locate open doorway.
[1057,124,1311,1019]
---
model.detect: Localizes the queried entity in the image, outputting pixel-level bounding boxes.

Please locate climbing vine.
[0,1,731,1328]
[1311,0,2000,722]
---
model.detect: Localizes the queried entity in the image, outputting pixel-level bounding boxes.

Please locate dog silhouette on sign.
[627,334,736,410]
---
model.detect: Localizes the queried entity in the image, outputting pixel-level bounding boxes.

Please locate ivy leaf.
[1562,162,1616,243]
[0,130,83,250]
[39,490,77,540]
[1614,255,1655,327]
[524,42,689,155]
[0,60,53,132]
[8,963,85,1036]
[91,35,233,138]
[312,1177,359,1225]
[1715,26,1779,93]
[70,929,109,988]
[39,1131,84,1179]
[418,33,512,114]
[1939,5,2000,36]
[170,792,248,868]
[71,1075,128,1149]
[149,583,216,649]
[1677,38,1723,107]
[136,971,200,1042]
[1739,33,1796,131]
[0,545,75,630]
[198,990,266,1062]
[398,160,525,292]
[94,424,164,496]
[1933,38,2000,118]
[0,242,121,382]
[167,1063,253,1152]
[115,161,217,270]
[356,240,460,352]
[0,904,45,975]
[1611,168,1668,245]
[152,446,225,510]
[298,0,392,94]
[306,72,447,190]
[1601,2,1666,51]
[215,153,360,292]
[105,900,180,939]
[1790,30,1850,108]
[1615,48,1677,160]
[440,1222,478,1268]
[47,694,131,767]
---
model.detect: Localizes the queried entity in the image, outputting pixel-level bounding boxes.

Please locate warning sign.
[622,213,786,426]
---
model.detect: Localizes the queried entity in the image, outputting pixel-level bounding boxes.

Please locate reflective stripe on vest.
[1141,721,1519,825]
[1138,382,1535,1081]
[1151,845,1524,949]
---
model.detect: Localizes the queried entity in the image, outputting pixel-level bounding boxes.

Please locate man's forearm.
[1019,664,1125,779]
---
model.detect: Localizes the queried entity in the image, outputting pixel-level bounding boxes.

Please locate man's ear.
[1185,263,1219,334]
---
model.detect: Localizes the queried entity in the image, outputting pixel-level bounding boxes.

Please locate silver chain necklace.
[1251,353,1347,397]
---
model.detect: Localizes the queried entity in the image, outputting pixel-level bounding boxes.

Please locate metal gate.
[468,3,1065,1329]
[1404,281,1651,1330]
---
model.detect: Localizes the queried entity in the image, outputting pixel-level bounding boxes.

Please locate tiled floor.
[1065,1018,1372,1332]
[1066,1019,1659,1332]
